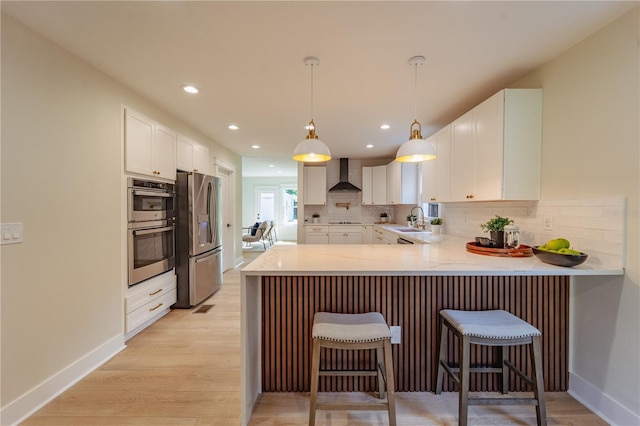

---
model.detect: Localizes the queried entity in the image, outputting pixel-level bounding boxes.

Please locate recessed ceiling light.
[366,144,374,148]
[380,124,391,130]
[182,85,199,94]
[228,124,239,130]
[251,145,260,149]
[268,164,275,168]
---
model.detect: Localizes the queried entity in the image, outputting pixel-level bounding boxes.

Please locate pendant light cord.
[413,61,418,121]
[310,62,315,122]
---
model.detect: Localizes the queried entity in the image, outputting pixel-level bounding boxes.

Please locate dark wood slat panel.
[261,275,569,393]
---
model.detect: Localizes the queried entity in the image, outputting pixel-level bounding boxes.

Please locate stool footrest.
[317,403,390,411]
[319,370,378,377]
[469,397,539,406]
[504,360,534,386]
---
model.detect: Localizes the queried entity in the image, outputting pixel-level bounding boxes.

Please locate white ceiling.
[2,1,635,177]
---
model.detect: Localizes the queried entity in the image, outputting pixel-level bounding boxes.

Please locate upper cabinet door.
[153,124,177,180]
[303,166,327,205]
[125,110,154,176]
[450,110,476,201]
[125,108,176,180]
[474,91,504,201]
[177,134,209,174]
[435,126,452,203]
[371,165,387,205]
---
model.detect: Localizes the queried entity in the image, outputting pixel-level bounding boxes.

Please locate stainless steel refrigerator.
[174,171,223,308]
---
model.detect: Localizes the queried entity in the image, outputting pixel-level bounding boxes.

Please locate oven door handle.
[132,190,173,197]
[132,226,174,236]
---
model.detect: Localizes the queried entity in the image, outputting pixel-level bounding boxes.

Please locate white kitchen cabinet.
[450,110,476,201]
[362,225,374,244]
[329,225,363,244]
[303,166,327,205]
[305,225,329,244]
[125,271,176,339]
[421,126,451,203]
[373,227,397,244]
[125,108,176,180]
[450,89,542,202]
[362,165,387,205]
[177,134,209,174]
[386,161,418,205]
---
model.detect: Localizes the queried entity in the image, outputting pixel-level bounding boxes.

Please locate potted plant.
[406,214,417,226]
[312,212,320,224]
[480,215,514,248]
[430,218,443,234]
[379,212,389,223]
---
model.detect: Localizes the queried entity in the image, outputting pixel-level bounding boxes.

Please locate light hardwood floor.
[22,248,607,426]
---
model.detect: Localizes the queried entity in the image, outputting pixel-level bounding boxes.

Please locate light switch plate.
[1,223,23,245]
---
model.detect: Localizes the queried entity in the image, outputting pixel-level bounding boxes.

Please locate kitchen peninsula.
[240,239,623,425]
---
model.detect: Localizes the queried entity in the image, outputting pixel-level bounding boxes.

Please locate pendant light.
[395,56,436,163]
[293,57,331,162]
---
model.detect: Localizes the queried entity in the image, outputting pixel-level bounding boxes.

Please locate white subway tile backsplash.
[442,197,625,270]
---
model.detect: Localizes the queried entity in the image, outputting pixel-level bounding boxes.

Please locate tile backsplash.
[442,197,626,269]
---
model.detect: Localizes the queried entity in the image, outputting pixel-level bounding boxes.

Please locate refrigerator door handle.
[207,181,213,244]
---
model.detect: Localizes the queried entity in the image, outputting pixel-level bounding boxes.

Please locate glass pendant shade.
[395,119,436,162]
[293,120,331,162]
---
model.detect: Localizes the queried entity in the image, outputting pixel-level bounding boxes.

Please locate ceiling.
[2,1,635,177]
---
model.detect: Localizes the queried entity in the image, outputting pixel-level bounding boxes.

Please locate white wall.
[0,13,242,423]
[509,8,639,424]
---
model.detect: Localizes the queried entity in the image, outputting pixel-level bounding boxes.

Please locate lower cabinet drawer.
[126,288,177,333]
[125,273,176,314]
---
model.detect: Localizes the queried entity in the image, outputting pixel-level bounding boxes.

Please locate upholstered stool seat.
[309,312,396,426]
[436,309,547,426]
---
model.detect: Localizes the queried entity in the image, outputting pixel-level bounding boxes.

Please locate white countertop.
[241,234,623,277]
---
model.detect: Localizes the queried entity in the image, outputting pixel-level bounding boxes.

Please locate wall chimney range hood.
[328,158,362,192]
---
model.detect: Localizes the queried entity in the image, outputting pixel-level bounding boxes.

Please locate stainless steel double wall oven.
[127,178,176,286]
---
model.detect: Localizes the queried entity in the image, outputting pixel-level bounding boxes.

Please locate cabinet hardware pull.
[430,198,436,201]
[149,288,162,296]
[149,303,163,311]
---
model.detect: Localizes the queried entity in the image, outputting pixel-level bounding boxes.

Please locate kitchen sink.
[394,227,429,233]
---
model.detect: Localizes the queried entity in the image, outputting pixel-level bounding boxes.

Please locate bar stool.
[435,309,547,426]
[309,312,396,426]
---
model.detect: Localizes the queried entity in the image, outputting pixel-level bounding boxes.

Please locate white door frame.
[215,158,236,271]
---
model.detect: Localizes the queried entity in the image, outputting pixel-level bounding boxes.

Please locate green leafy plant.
[480,215,513,232]
[312,213,320,218]
[430,218,443,225]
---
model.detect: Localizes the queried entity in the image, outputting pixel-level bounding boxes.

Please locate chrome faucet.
[410,206,425,230]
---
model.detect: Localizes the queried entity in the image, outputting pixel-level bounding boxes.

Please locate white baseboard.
[235,256,246,268]
[0,333,125,426]
[569,372,640,426]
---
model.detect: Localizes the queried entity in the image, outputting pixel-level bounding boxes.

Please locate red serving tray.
[466,242,533,257]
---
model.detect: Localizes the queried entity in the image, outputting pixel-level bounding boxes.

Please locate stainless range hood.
[328,158,361,193]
